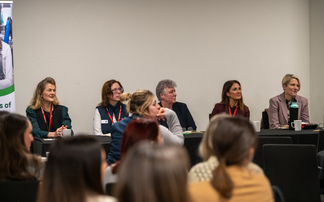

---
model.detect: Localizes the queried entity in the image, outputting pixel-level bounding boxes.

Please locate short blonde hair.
[282,74,301,91]
[29,77,59,110]
[121,90,155,117]
[199,114,230,161]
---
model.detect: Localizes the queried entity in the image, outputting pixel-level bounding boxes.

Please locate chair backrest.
[0,180,39,202]
[272,185,285,202]
[253,136,292,169]
[261,109,269,129]
[263,144,321,202]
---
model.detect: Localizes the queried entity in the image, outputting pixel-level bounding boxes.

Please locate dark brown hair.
[114,142,190,202]
[0,113,40,180]
[210,116,257,199]
[219,80,246,111]
[99,79,123,107]
[37,136,104,202]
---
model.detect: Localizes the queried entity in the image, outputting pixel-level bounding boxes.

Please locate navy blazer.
[268,92,309,129]
[159,102,197,130]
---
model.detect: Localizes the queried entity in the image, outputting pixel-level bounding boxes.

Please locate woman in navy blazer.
[268,74,309,129]
[210,80,250,119]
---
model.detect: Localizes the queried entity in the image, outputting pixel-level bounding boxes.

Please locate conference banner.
[0,1,14,112]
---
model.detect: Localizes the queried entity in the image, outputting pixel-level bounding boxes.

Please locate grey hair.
[155,79,177,101]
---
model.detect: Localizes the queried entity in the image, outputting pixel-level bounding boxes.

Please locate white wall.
[310,0,324,124]
[12,0,310,134]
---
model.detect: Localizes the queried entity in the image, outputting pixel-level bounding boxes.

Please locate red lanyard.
[41,105,53,132]
[107,105,122,124]
[228,105,238,116]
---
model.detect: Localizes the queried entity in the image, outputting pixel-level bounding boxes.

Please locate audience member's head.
[0,113,38,180]
[0,110,10,117]
[37,135,108,202]
[114,142,190,202]
[112,117,163,173]
[210,116,257,199]
[199,113,230,161]
[120,89,157,117]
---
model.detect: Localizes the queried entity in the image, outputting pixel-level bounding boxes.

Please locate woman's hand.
[47,125,68,137]
[156,108,166,121]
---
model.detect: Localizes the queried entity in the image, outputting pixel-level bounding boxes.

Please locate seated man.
[156,79,197,131]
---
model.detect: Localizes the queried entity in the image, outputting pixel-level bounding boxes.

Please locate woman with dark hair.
[210,80,249,119]
[26,77,72,138]
[37,136,116,202]
[0,113,44,180]
[107,89,183,165]
[114,142,190,202]
[93,79,128,135]
[103,117,163,184]
[189,116,273,202]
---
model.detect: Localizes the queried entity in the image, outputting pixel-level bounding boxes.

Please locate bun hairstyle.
[210,116,257,199]
[120,90,155,116]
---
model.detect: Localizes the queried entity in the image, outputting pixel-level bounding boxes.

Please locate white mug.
[291,120,302,131]
[61,129,72,137]
[252,121,260,132]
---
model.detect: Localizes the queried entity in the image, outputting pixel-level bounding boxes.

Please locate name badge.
[101,120,108,124]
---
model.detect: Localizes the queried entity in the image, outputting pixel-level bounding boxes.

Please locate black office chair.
[253,136,292,169]
[272,185,285,202]
[261,108,269,129]
[0,180,39,202]
[263,144,321,202]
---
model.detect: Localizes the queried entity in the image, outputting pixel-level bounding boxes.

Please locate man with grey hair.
[156,79,196,131]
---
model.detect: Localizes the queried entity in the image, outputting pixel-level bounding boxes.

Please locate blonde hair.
[29,77,59,110]
[199,114,230,161]
[120,90,154,116]
[282,74,301,91]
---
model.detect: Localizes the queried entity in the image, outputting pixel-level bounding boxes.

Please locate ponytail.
[211,159,234,199]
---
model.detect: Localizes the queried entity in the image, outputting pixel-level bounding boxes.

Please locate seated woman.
[37,136,116,202]
[210,80,249,119]
[114,142,190,202]
[107,89,183,165]
[93,79,128,135]
[189,116,273,202]
[269,74,309,129]
[188,114,263,183]
[26,77,72,138]
[103,117,163,185]
[156,79,196,130]
[0,113,44,181]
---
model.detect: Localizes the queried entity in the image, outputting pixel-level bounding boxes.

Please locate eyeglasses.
[111,87,124,93]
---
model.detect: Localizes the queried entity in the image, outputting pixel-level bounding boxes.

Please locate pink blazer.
[268,93,309,129]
